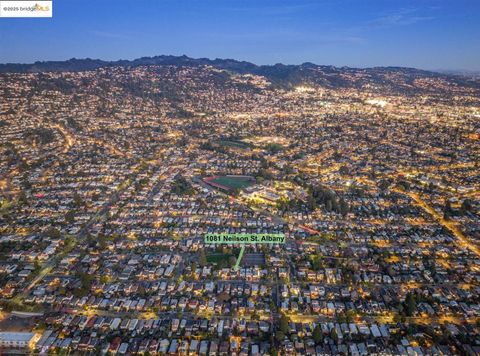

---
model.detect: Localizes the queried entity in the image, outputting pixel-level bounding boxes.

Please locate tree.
[256,168,274,180]
[325,199,333,212]
[199,250,207,267]
[17,191,28,206]
[97,234,108,250]
[405,292,416,317]
[443,200,453,220]
[311,254,323,271]
[339,165,349,176]
[346,310,356,323]
[73,192,84,208]
[46,227,61,239]
[339,198,349,217]
[460,199,472,215]
[279,313,289,334]
[307,195,317,210]
[393,312,406,324]
[171,175,194,195]
[265,143,283,154]
[269,301,276,311]
[331,327,338,342]
[23,127,55,145]
[313,325,323,344]
[332,198,339,213]
[34,259,41,272]
[275,331,285,343]
[65,210,75,224]
[74,271,93,297]
[283,165,295,175]
[379,179,390,191]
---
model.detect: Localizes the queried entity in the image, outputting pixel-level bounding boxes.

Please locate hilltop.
[1,55,479,95]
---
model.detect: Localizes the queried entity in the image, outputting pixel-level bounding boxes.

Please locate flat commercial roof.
[0,332,35,342]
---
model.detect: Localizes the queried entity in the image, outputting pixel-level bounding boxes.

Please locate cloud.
[368,8,434,28]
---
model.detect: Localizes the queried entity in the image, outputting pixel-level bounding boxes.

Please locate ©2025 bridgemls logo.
[0,1,53,17]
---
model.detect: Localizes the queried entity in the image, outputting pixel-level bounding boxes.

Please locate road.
[65,307,480,327]
[14,153,185,304]
[395,189,480,257]
[52,124,74,153]
[12,162,149,302]
[355,174,480,258]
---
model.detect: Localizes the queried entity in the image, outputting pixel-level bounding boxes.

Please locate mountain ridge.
[1,55,478,94]
[0,54,453,77]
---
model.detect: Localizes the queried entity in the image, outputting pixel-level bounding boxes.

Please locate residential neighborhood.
[0,57,479,355]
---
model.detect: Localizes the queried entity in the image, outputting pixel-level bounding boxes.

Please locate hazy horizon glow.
[0,0,479,71]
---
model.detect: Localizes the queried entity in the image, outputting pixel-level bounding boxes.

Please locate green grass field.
[211,176,254,190]
[206,253,232,263]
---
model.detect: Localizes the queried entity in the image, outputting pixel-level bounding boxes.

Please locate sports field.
[204,175,255,191]
[206,253,232,264]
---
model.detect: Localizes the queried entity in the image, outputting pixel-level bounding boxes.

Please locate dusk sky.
[1,0,479,70]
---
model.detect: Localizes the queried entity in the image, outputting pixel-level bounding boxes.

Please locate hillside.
[1,55,479,96]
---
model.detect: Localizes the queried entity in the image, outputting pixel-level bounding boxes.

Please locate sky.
[0,0,479,70]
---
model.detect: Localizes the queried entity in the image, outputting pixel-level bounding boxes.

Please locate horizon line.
[1,54,479,75]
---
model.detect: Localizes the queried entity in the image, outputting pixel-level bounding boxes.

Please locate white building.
[0,332,37,349]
